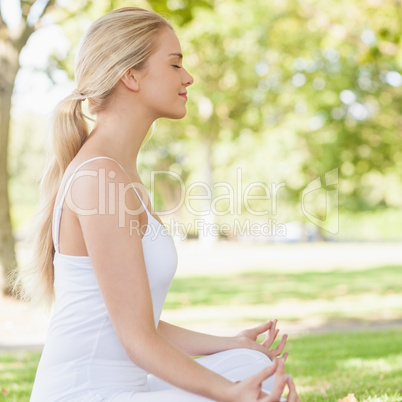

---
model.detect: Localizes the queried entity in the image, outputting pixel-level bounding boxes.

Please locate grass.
[0,350,40,401]
[0,329,401,401]
[163,265,402,330]
[165,265,402,309]
[284,329,402,401]
[1,260,401,400]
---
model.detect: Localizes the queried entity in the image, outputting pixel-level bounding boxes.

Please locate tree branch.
[20,0,57,30]
[20,0,36,23]
[36,0,56,25]
[13,0,56,51]
[15,21,34,52]
[0,5,5,28]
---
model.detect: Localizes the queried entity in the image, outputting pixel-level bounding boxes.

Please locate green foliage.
[138,0,402,222]
[147,0,214,26]
[10,0,402,239]
[337,208,402,241]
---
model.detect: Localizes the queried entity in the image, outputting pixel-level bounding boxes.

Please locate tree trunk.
[0,37,20,295]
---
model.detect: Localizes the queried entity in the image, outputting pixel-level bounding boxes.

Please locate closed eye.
[172,65,182,69]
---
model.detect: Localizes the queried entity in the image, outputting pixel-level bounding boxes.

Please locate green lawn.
[165,265,402,309]
[284,329,402,401]
[0,350,40,401]
[163,265,402,330]
[2,263,401,400]
[1,329,401,401]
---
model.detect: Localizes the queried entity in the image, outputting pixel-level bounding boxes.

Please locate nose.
[183,67,194,87]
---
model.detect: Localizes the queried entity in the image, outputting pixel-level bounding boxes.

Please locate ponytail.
[13,94,89,306]
[52,92,89,172]
[13,7,173,307]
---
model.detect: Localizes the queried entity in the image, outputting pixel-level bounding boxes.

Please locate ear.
[120,68,140,92]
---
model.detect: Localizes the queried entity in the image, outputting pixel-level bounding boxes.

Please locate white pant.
[107,349,275,401]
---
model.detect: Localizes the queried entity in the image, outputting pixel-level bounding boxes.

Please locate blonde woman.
[21,7,299,402]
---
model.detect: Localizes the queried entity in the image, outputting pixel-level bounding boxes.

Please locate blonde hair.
[13,7,173,306]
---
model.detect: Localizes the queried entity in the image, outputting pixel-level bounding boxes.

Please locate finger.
[262,327,279,348]
[253,322,274,343]
[277,354,287,365]
[268,360,287,401]
[255,320,273,334]
[272,334,288,355]
[258,389,271,401]
[287,375,300,402]
[262,319,277,347]
[245,320,272,339]
[252,358,278,385]
[241,363,278,402]
[259,394,272,402]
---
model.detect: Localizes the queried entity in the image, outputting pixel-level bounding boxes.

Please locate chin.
[164,109,188,120]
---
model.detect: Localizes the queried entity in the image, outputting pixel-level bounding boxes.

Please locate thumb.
[252,320,273,335]
[251,359,278,385]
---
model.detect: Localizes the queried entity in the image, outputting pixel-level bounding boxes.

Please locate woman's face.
[138,28,194,120]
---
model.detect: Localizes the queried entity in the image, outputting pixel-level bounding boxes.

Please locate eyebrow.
[168,52,183,59]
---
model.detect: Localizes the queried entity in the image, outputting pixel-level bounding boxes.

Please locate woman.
[20,7,299,401]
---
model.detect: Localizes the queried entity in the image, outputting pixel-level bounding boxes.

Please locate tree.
[0,0,212,295]
[144,0,402,239]
[0,0,59,295]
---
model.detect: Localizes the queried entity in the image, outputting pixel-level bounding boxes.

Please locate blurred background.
[0,0,401,399]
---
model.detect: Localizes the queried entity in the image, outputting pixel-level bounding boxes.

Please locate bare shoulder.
[65,157,157,350]
[67,156,132,185]
[68,156,147,265]
[65,156,142,216]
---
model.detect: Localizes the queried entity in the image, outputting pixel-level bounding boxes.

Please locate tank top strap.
[53,156,127,253]
[131,184,149,211]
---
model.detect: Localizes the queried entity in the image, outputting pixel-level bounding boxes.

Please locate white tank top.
[30,157,178,401]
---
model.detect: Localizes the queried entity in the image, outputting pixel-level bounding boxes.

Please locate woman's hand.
[266,355,300,402]
[226,355,300,402]
[234,319,287,360]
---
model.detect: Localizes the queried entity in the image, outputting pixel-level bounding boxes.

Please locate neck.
[85,94,156,171]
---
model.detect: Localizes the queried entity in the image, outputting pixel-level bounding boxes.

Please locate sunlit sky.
[2,0,74,116]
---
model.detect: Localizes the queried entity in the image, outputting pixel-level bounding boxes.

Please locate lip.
[179,91,188,100]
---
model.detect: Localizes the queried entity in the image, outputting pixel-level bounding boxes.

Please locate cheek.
[148,78,170,97]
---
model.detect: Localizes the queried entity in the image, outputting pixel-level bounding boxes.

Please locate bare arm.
[158,319,287,359]
[70,160,248,401]
[70,159,295,401]
[157,320,239,356]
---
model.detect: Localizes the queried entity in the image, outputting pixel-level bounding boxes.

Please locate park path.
[1,241,401,350]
